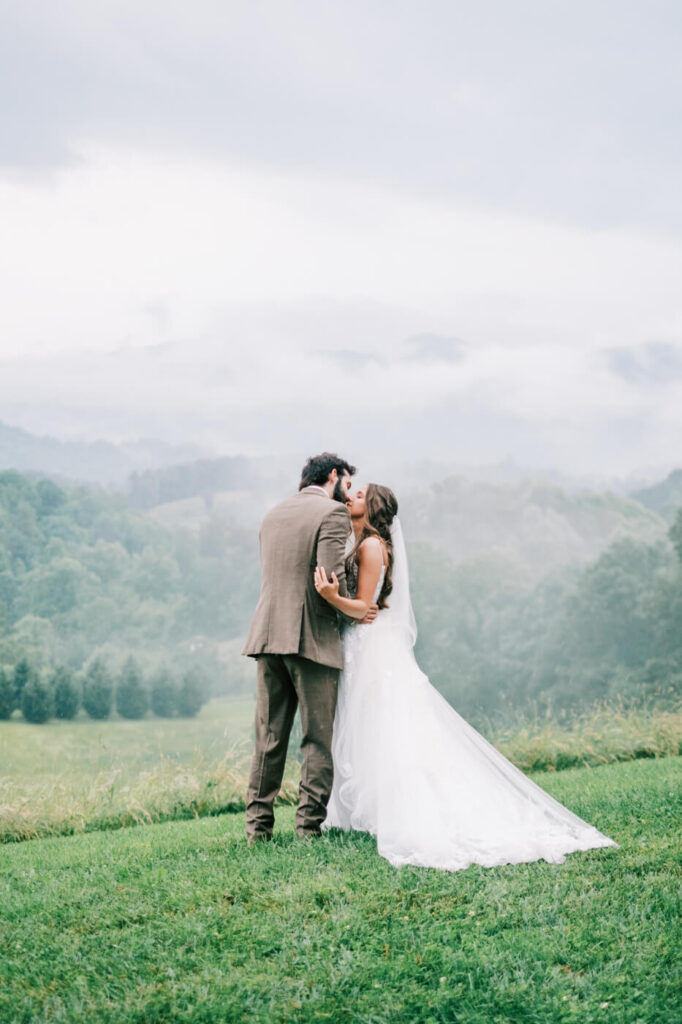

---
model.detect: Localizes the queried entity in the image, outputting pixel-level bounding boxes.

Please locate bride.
[313,483,617,872]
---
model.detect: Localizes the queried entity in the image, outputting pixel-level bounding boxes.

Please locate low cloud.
[402,335,467,363]
[1,5,680,481]
[0,299,680,478]
[314,350,384,371]
[2,2,681,234]
[605,341,682,386]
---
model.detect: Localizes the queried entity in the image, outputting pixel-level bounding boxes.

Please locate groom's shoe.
[247,832,272,847]
[296,828,322,840]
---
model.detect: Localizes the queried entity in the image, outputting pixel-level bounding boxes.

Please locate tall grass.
[0,744,287,843]
[490,702,682,772]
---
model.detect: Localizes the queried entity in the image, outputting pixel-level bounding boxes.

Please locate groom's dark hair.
[299,452,357,491]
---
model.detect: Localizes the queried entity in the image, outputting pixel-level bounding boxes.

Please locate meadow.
[1,756,680,1023]
[0,697,262,843]
[2,697,681,843]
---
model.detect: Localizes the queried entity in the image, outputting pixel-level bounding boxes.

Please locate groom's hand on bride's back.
[360,604,379,624]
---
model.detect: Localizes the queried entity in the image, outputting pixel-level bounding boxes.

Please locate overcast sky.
[1,1,681,477]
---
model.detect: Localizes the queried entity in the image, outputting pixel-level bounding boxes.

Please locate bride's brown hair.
[346,483,399,609]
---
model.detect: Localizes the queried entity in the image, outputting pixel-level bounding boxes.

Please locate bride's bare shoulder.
[358,536,386,566]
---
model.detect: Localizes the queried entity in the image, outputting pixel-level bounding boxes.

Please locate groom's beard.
[332,479,350,504]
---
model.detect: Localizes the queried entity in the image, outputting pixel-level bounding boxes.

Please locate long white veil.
[384,517,417,648]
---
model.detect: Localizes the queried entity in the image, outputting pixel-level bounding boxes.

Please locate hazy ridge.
[0,419,210,486]
[0,424,680,724]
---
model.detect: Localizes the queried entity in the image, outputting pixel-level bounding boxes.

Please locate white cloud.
[3,2,681,233]
[1,2,681,478]
[1,144,682,362]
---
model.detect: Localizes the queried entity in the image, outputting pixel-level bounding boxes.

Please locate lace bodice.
[347,557,386,604]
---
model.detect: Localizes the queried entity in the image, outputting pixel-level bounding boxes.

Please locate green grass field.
[0,696,256,778]
[2,698,681,844]
[1,756,680,1023]
[0,697,261,842]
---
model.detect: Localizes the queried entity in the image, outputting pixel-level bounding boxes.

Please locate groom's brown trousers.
[246,653,339,839]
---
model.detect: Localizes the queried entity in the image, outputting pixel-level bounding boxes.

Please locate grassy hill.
[140,466,669,578]
[1,756,679,1023]
[2,697,680,844]
[402,476,667,577]
[0,466,679,726]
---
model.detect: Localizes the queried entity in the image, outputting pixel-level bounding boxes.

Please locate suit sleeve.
[316,505,351,598]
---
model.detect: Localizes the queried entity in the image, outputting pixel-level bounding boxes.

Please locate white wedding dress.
[322,520,617,871]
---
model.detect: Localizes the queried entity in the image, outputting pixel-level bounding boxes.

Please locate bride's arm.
[314,537,384,620]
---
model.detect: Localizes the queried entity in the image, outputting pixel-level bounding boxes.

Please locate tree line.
[2,466,682,728]
[0,655,208,724]
[412,508,682,725]
[126,456,256,509]
[0,470,259,688]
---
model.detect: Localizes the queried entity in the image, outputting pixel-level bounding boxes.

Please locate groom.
[242,452,376,843]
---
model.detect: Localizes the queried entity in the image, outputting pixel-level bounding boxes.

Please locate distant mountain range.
[128,455,672,580]
[139,465,670,580]
[0,419,210,486]
[0,416,679,574]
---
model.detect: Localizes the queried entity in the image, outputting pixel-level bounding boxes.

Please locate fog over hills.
[0,408,671,586]
[633,469,682,524]
[129,458,665,581]
[1,2,680,735]
[0,419,211,486]
[2,4,681,485]
[0,410,667,510]
[0,299,678,485]
[401,477,666,579]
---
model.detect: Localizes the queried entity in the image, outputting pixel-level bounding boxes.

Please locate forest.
[1,464,681,726]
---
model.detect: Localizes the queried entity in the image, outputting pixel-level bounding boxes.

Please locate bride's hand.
[314,566,339,601]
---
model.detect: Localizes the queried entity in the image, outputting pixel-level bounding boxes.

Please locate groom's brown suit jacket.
[242,486,351,670]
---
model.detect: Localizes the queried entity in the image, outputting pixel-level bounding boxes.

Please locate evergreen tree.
[0,667,14,720]
[21,673,53,723]
[150,666,178,717]
[82,657,114,720]
[53,666,80,720]
[177,667,207,718]
[115,656,148,719]
[13,657,31,708]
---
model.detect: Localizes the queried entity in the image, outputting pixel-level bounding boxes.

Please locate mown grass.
[2,698,681,844]
[1,757,680,1023]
